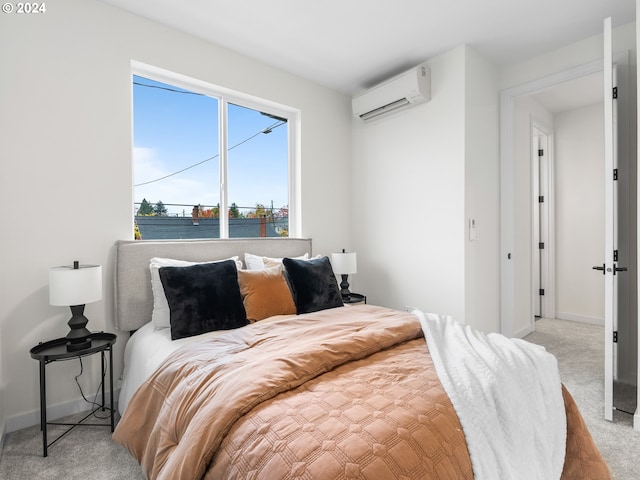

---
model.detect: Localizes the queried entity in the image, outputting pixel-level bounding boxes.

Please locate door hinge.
[613,331,618,343]
[613,87,618,99]
[538,195,544,203]
[614,168,618,181]
[539,289,545,296]
[538,149,544,157]
[538,242,545,249]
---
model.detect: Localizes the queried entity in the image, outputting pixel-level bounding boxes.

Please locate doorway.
[499,53,637,423]
[500,59,609,339]
[529,73,604,326]
[500,55,634,338]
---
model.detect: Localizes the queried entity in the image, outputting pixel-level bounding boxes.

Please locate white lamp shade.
[331,252,357,275]
[49,264,103,306]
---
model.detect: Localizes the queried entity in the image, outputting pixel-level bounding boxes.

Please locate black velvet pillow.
[159,260,248,340]
[282,256,344,314]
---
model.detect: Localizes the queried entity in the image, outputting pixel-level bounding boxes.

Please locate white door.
[602,16,622,422]
[532,134,542,318]
[532,129,552,320]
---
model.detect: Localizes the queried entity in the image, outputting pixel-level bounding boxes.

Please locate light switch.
[469,218,478,241]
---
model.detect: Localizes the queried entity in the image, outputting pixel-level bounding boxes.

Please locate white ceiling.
[99,0,635,95]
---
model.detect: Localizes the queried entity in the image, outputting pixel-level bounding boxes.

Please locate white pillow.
[244,252,312,270]
[149,256,242,330]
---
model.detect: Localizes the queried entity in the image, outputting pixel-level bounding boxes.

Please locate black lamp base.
[340,274,352,299]
[66,304,92,352]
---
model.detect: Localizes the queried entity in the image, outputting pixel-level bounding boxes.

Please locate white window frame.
[131,60,301,238]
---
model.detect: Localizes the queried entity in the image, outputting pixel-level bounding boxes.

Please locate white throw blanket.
[414,311,566,480]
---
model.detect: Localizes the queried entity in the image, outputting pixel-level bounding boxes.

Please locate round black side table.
[343,293,367,304]
[30,332,116,457]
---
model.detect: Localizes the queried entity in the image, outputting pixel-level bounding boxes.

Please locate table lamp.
[49,261,102,352]
[331,249,357,300]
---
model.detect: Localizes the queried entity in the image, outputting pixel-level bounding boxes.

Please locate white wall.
[0,0,352,431]
[0,302,3,445]
[554,103,605,323]
[352,46,467,321]
[351,45,500,332]
[464,47,501,333]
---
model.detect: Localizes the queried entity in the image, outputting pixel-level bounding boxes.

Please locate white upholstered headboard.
[114,238,312,332]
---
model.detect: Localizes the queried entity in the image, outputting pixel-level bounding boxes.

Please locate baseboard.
[5,389,119,435]
[555,312,604,326]
[0,418,6,456]
[514,323,534,339]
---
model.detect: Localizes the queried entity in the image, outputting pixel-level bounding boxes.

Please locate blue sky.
[133,76,288,216]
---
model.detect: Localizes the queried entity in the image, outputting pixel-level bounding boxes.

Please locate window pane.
[133,75,220,240]
[131,71,293,240]
[227,103,289,238]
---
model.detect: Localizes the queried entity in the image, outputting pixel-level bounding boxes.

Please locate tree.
[229,202,241,219]
[247,203,275,219]
[137,198,153,215]
[153,200,168,216]
[200,203,220,219]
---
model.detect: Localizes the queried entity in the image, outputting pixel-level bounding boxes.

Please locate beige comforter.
[114,305,609,480]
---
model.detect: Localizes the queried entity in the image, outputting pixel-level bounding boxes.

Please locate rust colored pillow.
[237,266,296,322]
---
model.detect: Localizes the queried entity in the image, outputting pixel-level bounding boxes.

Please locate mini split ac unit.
[352,63,430,122]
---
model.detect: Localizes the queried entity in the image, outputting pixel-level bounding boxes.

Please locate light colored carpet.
[0,317,637,479]
[0,410,144,479]
[525,318,639,480]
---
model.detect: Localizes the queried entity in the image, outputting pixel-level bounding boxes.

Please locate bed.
[112,238,611,480]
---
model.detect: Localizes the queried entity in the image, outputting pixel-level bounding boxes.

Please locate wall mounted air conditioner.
[352,63,430,122]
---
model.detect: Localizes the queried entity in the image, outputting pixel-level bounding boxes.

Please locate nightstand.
[343,293,366,304]
[30,332,116,457]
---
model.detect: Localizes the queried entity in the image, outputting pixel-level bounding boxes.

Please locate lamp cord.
[75,352,111,420]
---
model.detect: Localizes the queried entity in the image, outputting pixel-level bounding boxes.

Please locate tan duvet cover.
[114,305,610,480]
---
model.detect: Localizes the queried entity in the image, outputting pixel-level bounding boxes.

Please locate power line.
[134,120,286,187]
[133,81,204,96]
[133,78,288,187]
[133,80,287,121]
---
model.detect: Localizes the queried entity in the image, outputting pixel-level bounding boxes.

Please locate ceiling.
[99,0,635,95]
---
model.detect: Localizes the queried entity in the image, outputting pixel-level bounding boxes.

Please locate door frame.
[499,53,627,338]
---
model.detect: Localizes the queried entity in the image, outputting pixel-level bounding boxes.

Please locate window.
[132,66,296,240]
